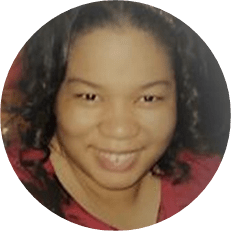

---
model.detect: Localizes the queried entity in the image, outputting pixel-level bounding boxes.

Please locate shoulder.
[175,151,221,202]
[159,150,221,221]
[6,144,30,182]
[178,150,221,175]
[6,144,54,182]
[175,150,221,192]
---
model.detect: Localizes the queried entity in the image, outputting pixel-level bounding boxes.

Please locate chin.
[92,169,146,191]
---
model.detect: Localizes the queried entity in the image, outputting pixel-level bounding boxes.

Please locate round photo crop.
[1,1,230,230]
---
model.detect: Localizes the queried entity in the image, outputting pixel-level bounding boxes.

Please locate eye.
[75,93,99,101]
[140,95,162,103]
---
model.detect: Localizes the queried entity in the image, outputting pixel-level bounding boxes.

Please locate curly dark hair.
[5,1,225,217]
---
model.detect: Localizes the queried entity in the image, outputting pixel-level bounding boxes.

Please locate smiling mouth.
[94,146,144,154]
[99,151,136,165]
[93,147,143,171]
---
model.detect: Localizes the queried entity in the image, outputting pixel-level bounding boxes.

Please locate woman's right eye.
[74,93,99,101]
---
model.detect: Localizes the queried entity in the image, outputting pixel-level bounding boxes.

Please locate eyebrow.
[66,77,102,89]
[66,77,171,90]
[140,80,171,90]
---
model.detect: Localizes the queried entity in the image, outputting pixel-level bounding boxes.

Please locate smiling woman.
[53,27,177,194]
[1,1,228,230]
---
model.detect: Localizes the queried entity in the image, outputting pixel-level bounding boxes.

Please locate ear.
[49,134,62,155]
[151,164,165,176]
[49,133,68,160]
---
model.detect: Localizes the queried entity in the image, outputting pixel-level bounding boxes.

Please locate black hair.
[5,1,226,217]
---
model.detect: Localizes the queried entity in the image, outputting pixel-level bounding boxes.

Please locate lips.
[99,152,136,165]
[95,146,144,154]
[94,148,141,172]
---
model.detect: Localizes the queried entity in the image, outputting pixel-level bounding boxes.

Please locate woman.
[4,1,224,230]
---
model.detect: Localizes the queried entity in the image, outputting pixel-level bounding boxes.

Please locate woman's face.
[55,27,177,189]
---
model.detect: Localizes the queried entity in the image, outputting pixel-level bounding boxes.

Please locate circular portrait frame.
[0,0,231,231]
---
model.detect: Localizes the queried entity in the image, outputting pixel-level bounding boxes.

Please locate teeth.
[100,152,135,166]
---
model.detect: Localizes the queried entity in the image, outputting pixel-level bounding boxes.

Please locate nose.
[98,101,140,140]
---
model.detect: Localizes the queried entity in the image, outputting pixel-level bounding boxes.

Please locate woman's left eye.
[140,95,161,103]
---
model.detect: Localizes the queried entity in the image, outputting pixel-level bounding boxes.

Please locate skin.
[50,27,177,229]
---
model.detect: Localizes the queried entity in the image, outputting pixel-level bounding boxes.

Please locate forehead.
[66,27,174,90]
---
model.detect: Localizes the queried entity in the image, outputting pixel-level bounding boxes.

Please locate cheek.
[139,104,177,141]
[55,100,101,136]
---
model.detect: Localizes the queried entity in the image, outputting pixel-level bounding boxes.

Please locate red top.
[6,145,221,230]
